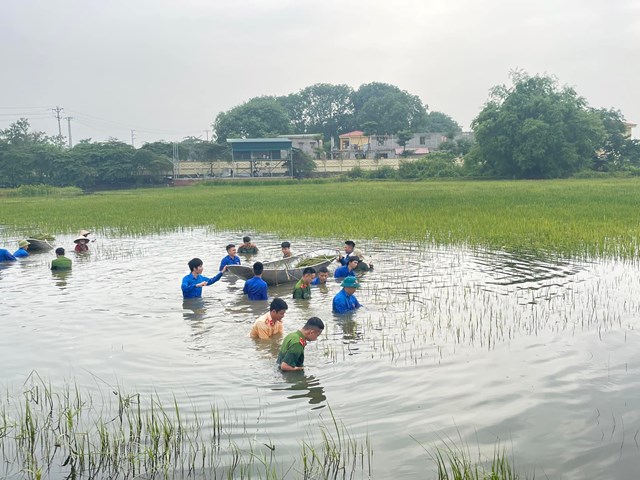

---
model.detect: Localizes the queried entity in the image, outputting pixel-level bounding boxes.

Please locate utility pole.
[204,130,210,142]
[52,106,64,145]
[65,117,73,148]
[131,129,136,148]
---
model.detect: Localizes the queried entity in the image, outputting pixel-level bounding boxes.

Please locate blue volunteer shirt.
[0,249,17,262]
[243,276,268,300]
[332,289,362,314]
[13,248,29,258]
[333,265,356,278]
[219,255,240,271]
[181,271,224,299]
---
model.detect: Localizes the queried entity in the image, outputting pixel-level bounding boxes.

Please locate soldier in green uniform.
[292,267,316,299]
[277,317,325,371]
[51,247,72,270]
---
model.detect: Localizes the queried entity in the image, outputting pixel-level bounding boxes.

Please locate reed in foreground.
[0,376,371,480]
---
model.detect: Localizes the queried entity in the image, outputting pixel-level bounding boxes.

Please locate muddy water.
[1,230,640,478]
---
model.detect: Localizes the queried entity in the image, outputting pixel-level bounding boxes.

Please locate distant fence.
[175,158,406,178]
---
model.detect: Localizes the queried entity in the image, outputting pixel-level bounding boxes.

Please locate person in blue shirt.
[337,240,356,266]
[219,244,241,271]
[334,256,359,279]
[332,276,362,314]
[182,257,227,299]
[0,248,17,262]
[13,240,30,258]
[337,240,372,271]
[243,262,268,300]
[311,266,330,285]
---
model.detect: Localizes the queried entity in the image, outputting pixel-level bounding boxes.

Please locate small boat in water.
[227,250,336,286]
[26,237,55,252]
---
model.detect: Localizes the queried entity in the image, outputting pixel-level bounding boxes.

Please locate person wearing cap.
[276,317,325,371]
[74,236,90,253]
[334,256,359,279]
[338,240,372,271]
[0,249,17,262]
[13,240,30,258]
[182,257,227,299]
[219,244,241,271]
[238,236,258,254]
[51,247,72,270]
[250,297,288,339]
[332,276,362,314]
[292,267,316,299]
[281,241,293,258]
[243,261,268,300]
[311,266,330,285]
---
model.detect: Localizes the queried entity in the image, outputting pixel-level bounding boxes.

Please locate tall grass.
[1,178,640,258]
[1,375,372,479]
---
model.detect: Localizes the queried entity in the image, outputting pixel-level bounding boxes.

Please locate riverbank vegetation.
[1,178,639,259]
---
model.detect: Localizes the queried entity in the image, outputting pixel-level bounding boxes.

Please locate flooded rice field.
[2,229,640,478]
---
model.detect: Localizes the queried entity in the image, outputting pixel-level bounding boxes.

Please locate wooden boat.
[227,250,336,286]
[26,238,55,252]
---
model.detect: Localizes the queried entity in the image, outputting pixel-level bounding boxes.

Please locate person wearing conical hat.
[13,240,30,258]
[74,236,90,253]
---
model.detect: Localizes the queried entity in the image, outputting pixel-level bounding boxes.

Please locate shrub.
[2,184,83,197]
[398,153,463,179]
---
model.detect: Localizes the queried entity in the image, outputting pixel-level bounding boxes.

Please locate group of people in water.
[181,237,372,372]
[1,231,370,373]
[0,230,93,265]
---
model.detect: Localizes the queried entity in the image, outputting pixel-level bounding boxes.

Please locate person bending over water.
[277,317,324,371]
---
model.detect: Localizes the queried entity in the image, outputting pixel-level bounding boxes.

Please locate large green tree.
[591,108,640,171]
[213,97,291,142]
[0,119,64,187]
[352,82,428,134]
[423,111,461,135]
[468,72,605,179]
[278,83,355,141]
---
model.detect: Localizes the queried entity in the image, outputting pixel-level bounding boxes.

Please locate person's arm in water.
[280,361,303,372]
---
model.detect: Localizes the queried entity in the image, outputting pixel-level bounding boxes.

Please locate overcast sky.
[2,0,639,144]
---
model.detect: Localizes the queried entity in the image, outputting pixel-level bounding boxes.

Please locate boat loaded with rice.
[227,250,336,286]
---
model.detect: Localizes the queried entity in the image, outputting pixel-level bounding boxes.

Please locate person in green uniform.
[277,317,325,371]
[51,247,72,270]
[238,236,258,254]
[292,267,316,299]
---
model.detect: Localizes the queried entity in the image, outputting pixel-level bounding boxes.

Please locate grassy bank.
[1,179,639,258]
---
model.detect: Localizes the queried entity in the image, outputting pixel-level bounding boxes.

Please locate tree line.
[212,82,461,144]
[1,74,638,188]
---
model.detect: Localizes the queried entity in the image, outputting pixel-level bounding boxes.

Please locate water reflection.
[472,249,584,287]
[274,373,327,409]
[51,270,71,289]
[252,337,282,360]
[2,230,640,478]
[182,298,213,351]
